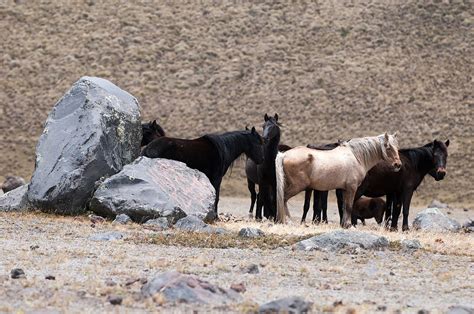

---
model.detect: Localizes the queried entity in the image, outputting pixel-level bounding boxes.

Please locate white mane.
[343,134,398,166]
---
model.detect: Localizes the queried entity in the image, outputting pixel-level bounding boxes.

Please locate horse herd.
[140,114,449,231]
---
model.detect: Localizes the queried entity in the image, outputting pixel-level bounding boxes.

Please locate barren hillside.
[0,1,472,205]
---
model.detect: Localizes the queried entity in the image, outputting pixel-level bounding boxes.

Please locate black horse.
[338,139,449,231]
[141,120,166,147]
[245,114,282,220]
[142,128,265,216]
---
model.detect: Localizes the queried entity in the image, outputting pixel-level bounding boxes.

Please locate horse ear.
[445,139,450,147]
[251,126,256,134]
[274,113,279,121]
[264,114,269,121]
[152,120,157,127]
[245,126,249,131]
[384,132,389,143]
[393,131,398,138]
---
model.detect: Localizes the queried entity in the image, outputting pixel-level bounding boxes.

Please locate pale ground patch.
[0,197,473,313]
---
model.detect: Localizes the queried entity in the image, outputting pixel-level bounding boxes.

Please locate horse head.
[383,132,402,172]
[246,126,265,164]
[428,139,449,181]
[262,113,281,142]
[141,120,166,147]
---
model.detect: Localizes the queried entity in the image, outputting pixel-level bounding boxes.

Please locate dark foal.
[245,114,281,220]
[141,120,166,147]
[142,128,265,216]
[341,139,449,231]
[351,197,386,225]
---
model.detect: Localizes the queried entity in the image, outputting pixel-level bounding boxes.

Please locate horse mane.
[344,134,396,166]
[203,130,250,175]
[399,143,434,171]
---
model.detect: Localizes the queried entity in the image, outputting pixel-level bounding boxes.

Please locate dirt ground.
[1,197,472,313]
[1,0,473,205]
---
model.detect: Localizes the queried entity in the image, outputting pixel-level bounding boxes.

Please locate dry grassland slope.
[0,1,472,204]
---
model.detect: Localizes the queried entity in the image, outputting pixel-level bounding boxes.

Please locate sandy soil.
[1,197,472,313]
[1,1,473,205]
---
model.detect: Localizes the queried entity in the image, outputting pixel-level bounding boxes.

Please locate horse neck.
[219,132,252,171]
[263,134,280,169]
[401,146,435,176]
[348,137,386,171]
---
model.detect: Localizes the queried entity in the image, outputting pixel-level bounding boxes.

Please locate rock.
[238,227,265,238]
[89,214,105,224]
[89,231,124,241]
[427,199,449,209]
[258,296,313,313]
[113,214,132,225]
[90,157,215,223]
[144,217,170,230]
[294,230,389,252]
[230,282,246,293]
[413,208,461,232]
[401,239,422,250]
[462,220,474,233]
[1,176,26,193]
[45,275,56,280]
[11,268,26,279]
[241,264,259,274]
[27,76,141,215]
[107,295,123,305]
[447,305,474,314]
[141,270,241,304]
[0,184,29,212]
[174,215,227,234]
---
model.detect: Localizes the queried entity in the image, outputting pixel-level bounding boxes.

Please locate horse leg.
[255,192,264,221]
[311,190,321,223]
[341,188,356,228]
[301,189,312,224]
[385,194,394,228]
[211,177,223,217]
[351,215,358,226]
[336,189,344,225]
[390,195,402,231]
[401,190,414,231]
[321,190,329,223]
[361,218,366,226]
[261,184,272,220]
[247,179,257,217]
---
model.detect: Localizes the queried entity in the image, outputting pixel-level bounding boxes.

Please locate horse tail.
[275,152,289,223]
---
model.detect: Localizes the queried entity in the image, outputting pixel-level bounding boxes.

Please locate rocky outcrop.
[0,185,29,212]
[90,157,216,223]
[295,230,389,252]
[412,208,461,232]
[27,76,141,215]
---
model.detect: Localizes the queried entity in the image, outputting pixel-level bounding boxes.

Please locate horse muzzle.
[435,167,447,181]
[392,162,402,172]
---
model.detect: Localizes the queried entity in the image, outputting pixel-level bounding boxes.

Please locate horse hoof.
[389,227,398,232]
[402,226,410,232]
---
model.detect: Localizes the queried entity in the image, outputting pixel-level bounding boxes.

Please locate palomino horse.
[245,114,282,220]
[142,128,264,216]
[350,139,449,231]
[276,133,401,227]
[141,120,166,147]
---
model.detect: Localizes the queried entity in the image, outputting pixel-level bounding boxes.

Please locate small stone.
[230,282,246,293]
[89,231,124,241]
[377,305,387,311]
[238,227,265,238]
[401,239,422,250]
[11,268,25,279]
[30,245,39,250]
[413,208,461,232]
[107,295,123,305]
[259,296,313,313]
[175,216,228,234]
[89,214,106,224]
[113,214,131,225]
[105,278,117,286]
[45,275,55,280]
[144,217,170,231]
[242,264,259,274]
[390,271,395,276]
[418,310,430,314]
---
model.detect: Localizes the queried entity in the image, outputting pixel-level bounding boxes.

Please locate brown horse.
[352,197,386,225]
[276,133,401,227]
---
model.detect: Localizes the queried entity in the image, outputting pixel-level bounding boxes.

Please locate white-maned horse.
[275,133,401,228]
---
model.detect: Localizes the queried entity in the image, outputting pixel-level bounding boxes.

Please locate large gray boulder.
[90,157,216,223]
[295,230,389,252]
[141,271,241,304]
[0,185,29,212]
[27,77,141,215]
[412,208,461,232]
